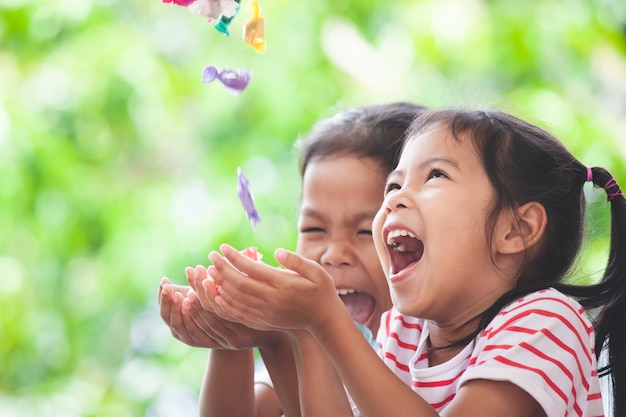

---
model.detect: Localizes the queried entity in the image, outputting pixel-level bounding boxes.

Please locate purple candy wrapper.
[237,167,261,228]
[202,66,252,95]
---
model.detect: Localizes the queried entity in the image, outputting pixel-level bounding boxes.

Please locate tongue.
[339,292,375,324]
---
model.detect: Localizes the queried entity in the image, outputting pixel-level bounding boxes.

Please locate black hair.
[298,102,428,177]
[407,107,626,416]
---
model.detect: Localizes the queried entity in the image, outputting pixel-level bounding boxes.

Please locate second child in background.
[158,102,427,416]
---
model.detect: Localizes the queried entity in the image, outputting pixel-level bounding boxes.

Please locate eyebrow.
[299,207,379,224]
[386,156,460,182]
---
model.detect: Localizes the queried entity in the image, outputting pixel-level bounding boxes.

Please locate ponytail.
[563,167,626,416]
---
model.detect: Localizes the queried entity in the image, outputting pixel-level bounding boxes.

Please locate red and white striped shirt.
[376,288,604,417]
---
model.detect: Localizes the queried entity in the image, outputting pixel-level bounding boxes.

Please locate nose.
[383,190,409,214]
[320,240,355,267]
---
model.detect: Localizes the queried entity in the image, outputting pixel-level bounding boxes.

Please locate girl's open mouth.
[386,229,424,275]
[337,289,375,325]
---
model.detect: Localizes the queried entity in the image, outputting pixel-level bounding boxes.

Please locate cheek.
[372,210,388,262]
[372,209,385,245]
[296,238,319,261]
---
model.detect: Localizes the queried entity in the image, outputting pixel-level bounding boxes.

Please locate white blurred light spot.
[172,178,214,229]
[116,358,166,400]
[0,256,23,293]
[146,385,198,417]
[429,0,483,45]
[320,17,413,95]
[35,189,69,227]
[21,65,75,110]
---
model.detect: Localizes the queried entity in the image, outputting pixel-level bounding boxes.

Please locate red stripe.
[429,393,456,410]
[587,392,603,401]
[494,356,579,415]
[498,294,593,334]
[388,331,418,351]
[384,351,409,372]
[488,308,593,366]
[489,326,591,391]
[412,368,465,388]
[520,341,585,416]
[482,344,512,352]
[394,314,423,330]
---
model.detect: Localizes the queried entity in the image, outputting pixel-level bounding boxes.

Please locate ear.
[495,201,547,255]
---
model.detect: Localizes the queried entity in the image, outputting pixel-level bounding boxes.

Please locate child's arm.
[159,269,299,417]
[290,331,354,416]
[257,333,301,417]
[199,349,257,417]
[207,245,543,417]
[189,265,301,417]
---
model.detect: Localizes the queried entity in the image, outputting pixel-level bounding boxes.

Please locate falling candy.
[237,167,261,228]
[243,0,266,53]
[215,0,241,35]
[201,66,252,95]
[162,0,196,7]
[188,0,239,21]
[241,246,263,261]
[161,0,239,25]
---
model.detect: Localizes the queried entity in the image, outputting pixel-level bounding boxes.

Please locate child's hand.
[159,278,223,348]
[159,273,282,350]
[207,244,343,334]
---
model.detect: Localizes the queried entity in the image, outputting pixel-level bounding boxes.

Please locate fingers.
[210,244,340,333]
[159,282,175,325]
[207,251,272,312]
[185,267,197,291]
[206,253,299,331]
[274,248,321,280]
[158,277,172,305]
[180,297,226,348]
[192,265,215,311]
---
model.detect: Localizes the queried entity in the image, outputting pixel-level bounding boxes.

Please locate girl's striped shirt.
[375,288,604,417]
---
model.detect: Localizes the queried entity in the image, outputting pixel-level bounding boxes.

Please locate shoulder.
[487,288,594,340]
[462,288,600,417]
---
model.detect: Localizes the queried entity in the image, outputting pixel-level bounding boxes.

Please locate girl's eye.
[384,183,401,194]
[301,227,325,234]
[358,230,373,237]
[427,168,447,180]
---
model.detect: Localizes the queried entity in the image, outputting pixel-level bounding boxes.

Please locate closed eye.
[301,227,325,233]
[358,230,372,236]
[384,182,401,195]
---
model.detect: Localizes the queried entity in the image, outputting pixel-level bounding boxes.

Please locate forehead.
[300,155,386,215]
[399,124,476,165]
[302,155,386,186]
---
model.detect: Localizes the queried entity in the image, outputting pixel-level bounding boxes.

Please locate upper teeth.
[386,229,416,245]
[337,289,356,295]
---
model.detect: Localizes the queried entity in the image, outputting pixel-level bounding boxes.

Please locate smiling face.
[373,125,515,327]
[297,155,392,335]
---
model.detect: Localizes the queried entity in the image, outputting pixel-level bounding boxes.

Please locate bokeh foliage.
[1,0,625,415]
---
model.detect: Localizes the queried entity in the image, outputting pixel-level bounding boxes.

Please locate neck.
[426,315,480,366]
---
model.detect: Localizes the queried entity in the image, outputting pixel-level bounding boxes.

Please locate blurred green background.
[1,0,625,415]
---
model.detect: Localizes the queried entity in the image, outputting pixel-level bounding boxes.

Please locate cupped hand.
[207,244,343,334]
[159,272,282,350]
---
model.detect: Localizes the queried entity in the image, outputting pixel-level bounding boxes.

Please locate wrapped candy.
[215,0,241,35]
[241,246,263,261]
[188,0,239,21]
[243,0,266,53]
[201,66,252,95]
[161,0,239,25]
[162,0,196,7]
[237,167,261,228]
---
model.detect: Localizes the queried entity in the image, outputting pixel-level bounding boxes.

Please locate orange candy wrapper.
[243,0,266,53]
[241,246,263,261]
